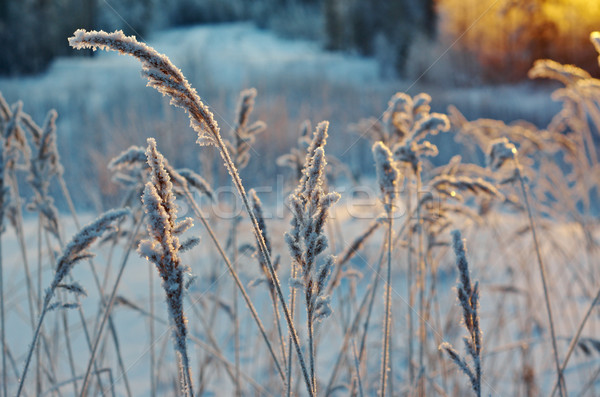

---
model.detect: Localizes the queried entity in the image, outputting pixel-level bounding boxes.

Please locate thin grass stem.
[47,229,108,394]
[406,179,415,384]
[550,276,600,396]
[179,187,287,383]
[380,213,393,397]
[229,216,242,397]
[270,292,287,371]
[358,245,386,363]
[213,134,314,397]
[16,292,51,397]
[60,298,79,396]
[0,237,6,397]
[286,262,297,397]
[307,307,316,395]
[9,175,37,326]
[516,166,564,397]
[36,217,42,396]
[79,214,144,397]
[352,340,364,397]
[149,261,156,397]
[416,167,426,396]
[107,315,132,397]
[325,281,371,396]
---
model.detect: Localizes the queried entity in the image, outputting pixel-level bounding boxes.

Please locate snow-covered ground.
[3,201,599,396]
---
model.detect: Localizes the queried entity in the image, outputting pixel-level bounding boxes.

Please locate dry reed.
[439,230,483,397]
[372,141,401,397]
[285,121,339,395]
[138,138,195,396]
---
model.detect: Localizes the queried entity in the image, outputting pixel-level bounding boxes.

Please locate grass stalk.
[107,315,132,397]
[439,230,483,397]
[286,262,297,397]
[42,229,84,395]
[0,237,6,397]
[100,192,135,300]
[347,244,387,397]
[43,368,113,397]
[60,297,79,396]
[371,140,401,397]
[352,339,365,397]
[57,176,81,229]
[16,294,52,397]
[214,134,314,397]
[187,294,238,386]
[4,172,44,397]
[356,245,386,375]
[516,166,564,397]
[307,305,316,395]
[380,213,393,397]
[229,216,242,397]
[44,228,107,394]
[4,345,22,394]
[36,217,42,396]
[120,300,273,396]
[79,214,144,397]
[406,180,415,384]
[149,261,156,397]
[550,286,600,396]
[416,167,427,396]
[270,292,287,373]
[179,187,287,383]
[325,278,371,396]
[186,328,271,396]
[9,175,38,326]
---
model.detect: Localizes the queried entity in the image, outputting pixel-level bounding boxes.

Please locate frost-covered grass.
[0,23,599,397]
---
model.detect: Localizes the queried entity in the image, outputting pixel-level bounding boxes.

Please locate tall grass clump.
[366,92,451,391]
[356,92,502,396]
[487,137,565,395]
[0,96,44,396]
[69,28,314,396]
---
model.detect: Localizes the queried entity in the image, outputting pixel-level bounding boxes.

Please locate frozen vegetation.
[0,22,599,397]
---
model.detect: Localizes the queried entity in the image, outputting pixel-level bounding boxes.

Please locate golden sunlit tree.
[438,0,600,81]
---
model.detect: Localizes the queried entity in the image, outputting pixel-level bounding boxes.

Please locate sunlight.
[438,0,600,80]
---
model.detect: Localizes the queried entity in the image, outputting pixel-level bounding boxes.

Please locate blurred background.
[2,0,599,81]
[0,0,599,210]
